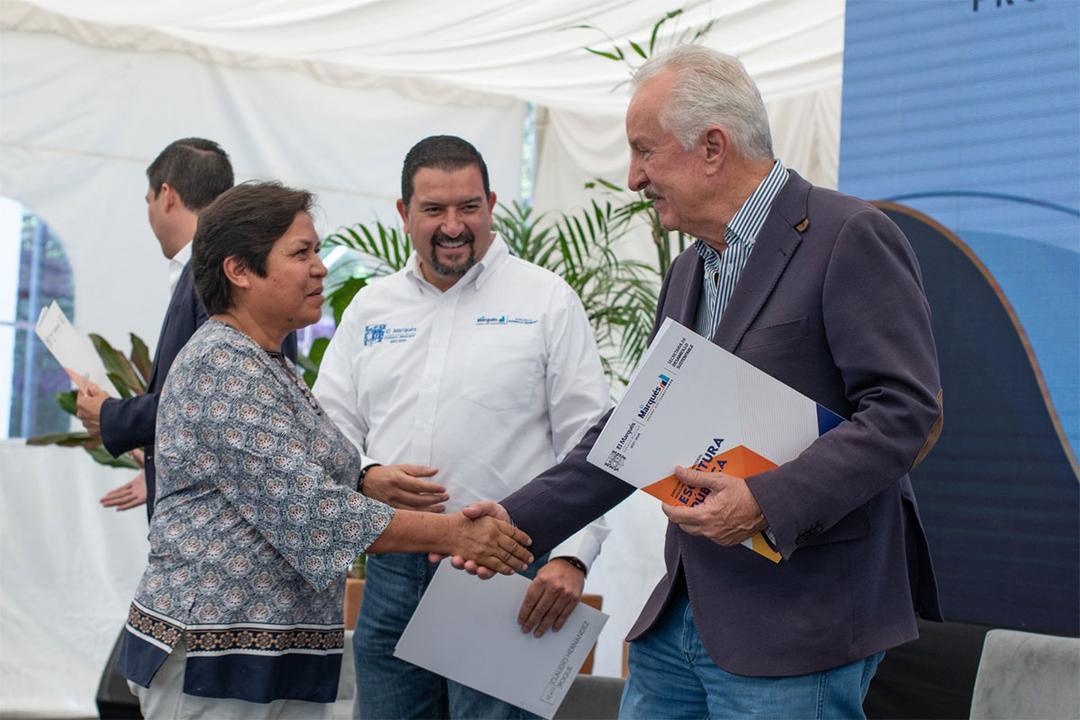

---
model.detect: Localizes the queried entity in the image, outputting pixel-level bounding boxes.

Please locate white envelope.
[394,562,608,719]
[34,300,116,395]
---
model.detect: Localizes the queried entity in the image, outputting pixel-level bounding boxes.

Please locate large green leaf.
[301,337,331,388]
[86,446,140,469]
[57,389,77,415]
[329,277,366,327]
[89,333,142,396]
[25,430,97,447]
[129,333,152,388]
[107,372,133,400]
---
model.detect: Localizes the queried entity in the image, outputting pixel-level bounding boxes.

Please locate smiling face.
[245,211,327,331]
[626,71,711,236]
[397,165,496,291]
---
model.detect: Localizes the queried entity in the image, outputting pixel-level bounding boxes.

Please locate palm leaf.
[326,221,411,276]
[585,46,624,62]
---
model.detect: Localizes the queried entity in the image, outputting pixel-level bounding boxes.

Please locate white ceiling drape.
[6,0,842,111]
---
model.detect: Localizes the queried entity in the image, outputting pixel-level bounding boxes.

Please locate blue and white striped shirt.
[694,160,789,338]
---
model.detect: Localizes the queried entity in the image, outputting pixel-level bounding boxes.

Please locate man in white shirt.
[314,135,611,719]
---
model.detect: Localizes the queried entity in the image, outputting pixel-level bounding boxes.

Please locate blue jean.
[354,552,542,720]
[619,583,883,719]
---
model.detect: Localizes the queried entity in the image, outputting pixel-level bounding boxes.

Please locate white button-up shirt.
[314,237,611,566]
[168,241,192,295]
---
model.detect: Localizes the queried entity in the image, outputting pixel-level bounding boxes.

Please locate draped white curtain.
[0,1,844,715]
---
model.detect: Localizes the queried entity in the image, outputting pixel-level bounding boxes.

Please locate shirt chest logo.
[475,315,537,326]
[363,324,417,346]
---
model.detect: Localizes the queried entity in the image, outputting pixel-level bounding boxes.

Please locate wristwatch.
[554,556,588,576]
[357,463,381,494]
[762,527,778,552]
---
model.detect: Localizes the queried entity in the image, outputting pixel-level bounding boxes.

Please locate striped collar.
[695,159,789,261]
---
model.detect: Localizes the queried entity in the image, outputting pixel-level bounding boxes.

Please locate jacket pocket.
[740,316,809,351]
[800,505,871,549]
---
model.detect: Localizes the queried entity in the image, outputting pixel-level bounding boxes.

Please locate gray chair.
[554,674,626,720]
[969,629,1080,719]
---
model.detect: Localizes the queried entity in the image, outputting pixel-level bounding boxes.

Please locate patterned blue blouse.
[117,320,394,703]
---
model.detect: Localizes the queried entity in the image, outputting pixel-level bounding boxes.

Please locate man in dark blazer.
[76,138,296,520]
[457,46,944,718]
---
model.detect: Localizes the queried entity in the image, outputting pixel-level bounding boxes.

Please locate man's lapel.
[711,171,812,352]
[674,253,704,328]
[146,264,189,389]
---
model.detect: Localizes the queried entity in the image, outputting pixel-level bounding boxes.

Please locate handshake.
[437,501,531,576]
[432,500,519,579]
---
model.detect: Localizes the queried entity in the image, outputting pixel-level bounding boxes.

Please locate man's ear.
[222,256,252,290]
[159,182,179,211]
[487,192,497,213]
[396,199,409,227]
[702,127,729,174]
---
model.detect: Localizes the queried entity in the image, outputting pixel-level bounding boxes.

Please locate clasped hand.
[446,510,533,576]
[662,466,768,546]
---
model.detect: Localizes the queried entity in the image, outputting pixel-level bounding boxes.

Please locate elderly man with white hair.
[459,44,944,719]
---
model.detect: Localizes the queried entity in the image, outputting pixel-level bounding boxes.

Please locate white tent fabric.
[0,1,844,716]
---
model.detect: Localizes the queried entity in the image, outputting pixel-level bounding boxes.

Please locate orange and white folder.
[586,318,844,563]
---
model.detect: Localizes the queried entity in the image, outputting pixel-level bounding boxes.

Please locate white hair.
[633,44,773,160]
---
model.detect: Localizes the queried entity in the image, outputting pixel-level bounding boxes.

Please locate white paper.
[586,318,844,561]
[394,562,608,719]
[34,301,116,395]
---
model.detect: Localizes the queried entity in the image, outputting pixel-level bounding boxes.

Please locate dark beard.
[428,229,477,278]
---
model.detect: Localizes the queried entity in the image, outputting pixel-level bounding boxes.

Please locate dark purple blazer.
[501,170,944,677]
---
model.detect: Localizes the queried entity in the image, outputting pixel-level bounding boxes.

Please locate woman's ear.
[222,256,252,290]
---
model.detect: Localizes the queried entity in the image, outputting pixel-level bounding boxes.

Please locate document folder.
[587,318,843,562]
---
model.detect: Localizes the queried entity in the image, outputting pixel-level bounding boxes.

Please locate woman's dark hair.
[192,181,314,315]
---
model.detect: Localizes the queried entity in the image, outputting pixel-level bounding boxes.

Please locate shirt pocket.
[463,337,543,411]
[739,316,809,351]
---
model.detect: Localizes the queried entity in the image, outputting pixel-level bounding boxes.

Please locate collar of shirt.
[404,234,510,295]
[168,241,193,296]
[695,159,789,265]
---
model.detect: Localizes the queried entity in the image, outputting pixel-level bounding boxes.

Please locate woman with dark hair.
[116,181,532,718]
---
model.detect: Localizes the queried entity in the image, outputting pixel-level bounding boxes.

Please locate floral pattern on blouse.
[132,319,393,631]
